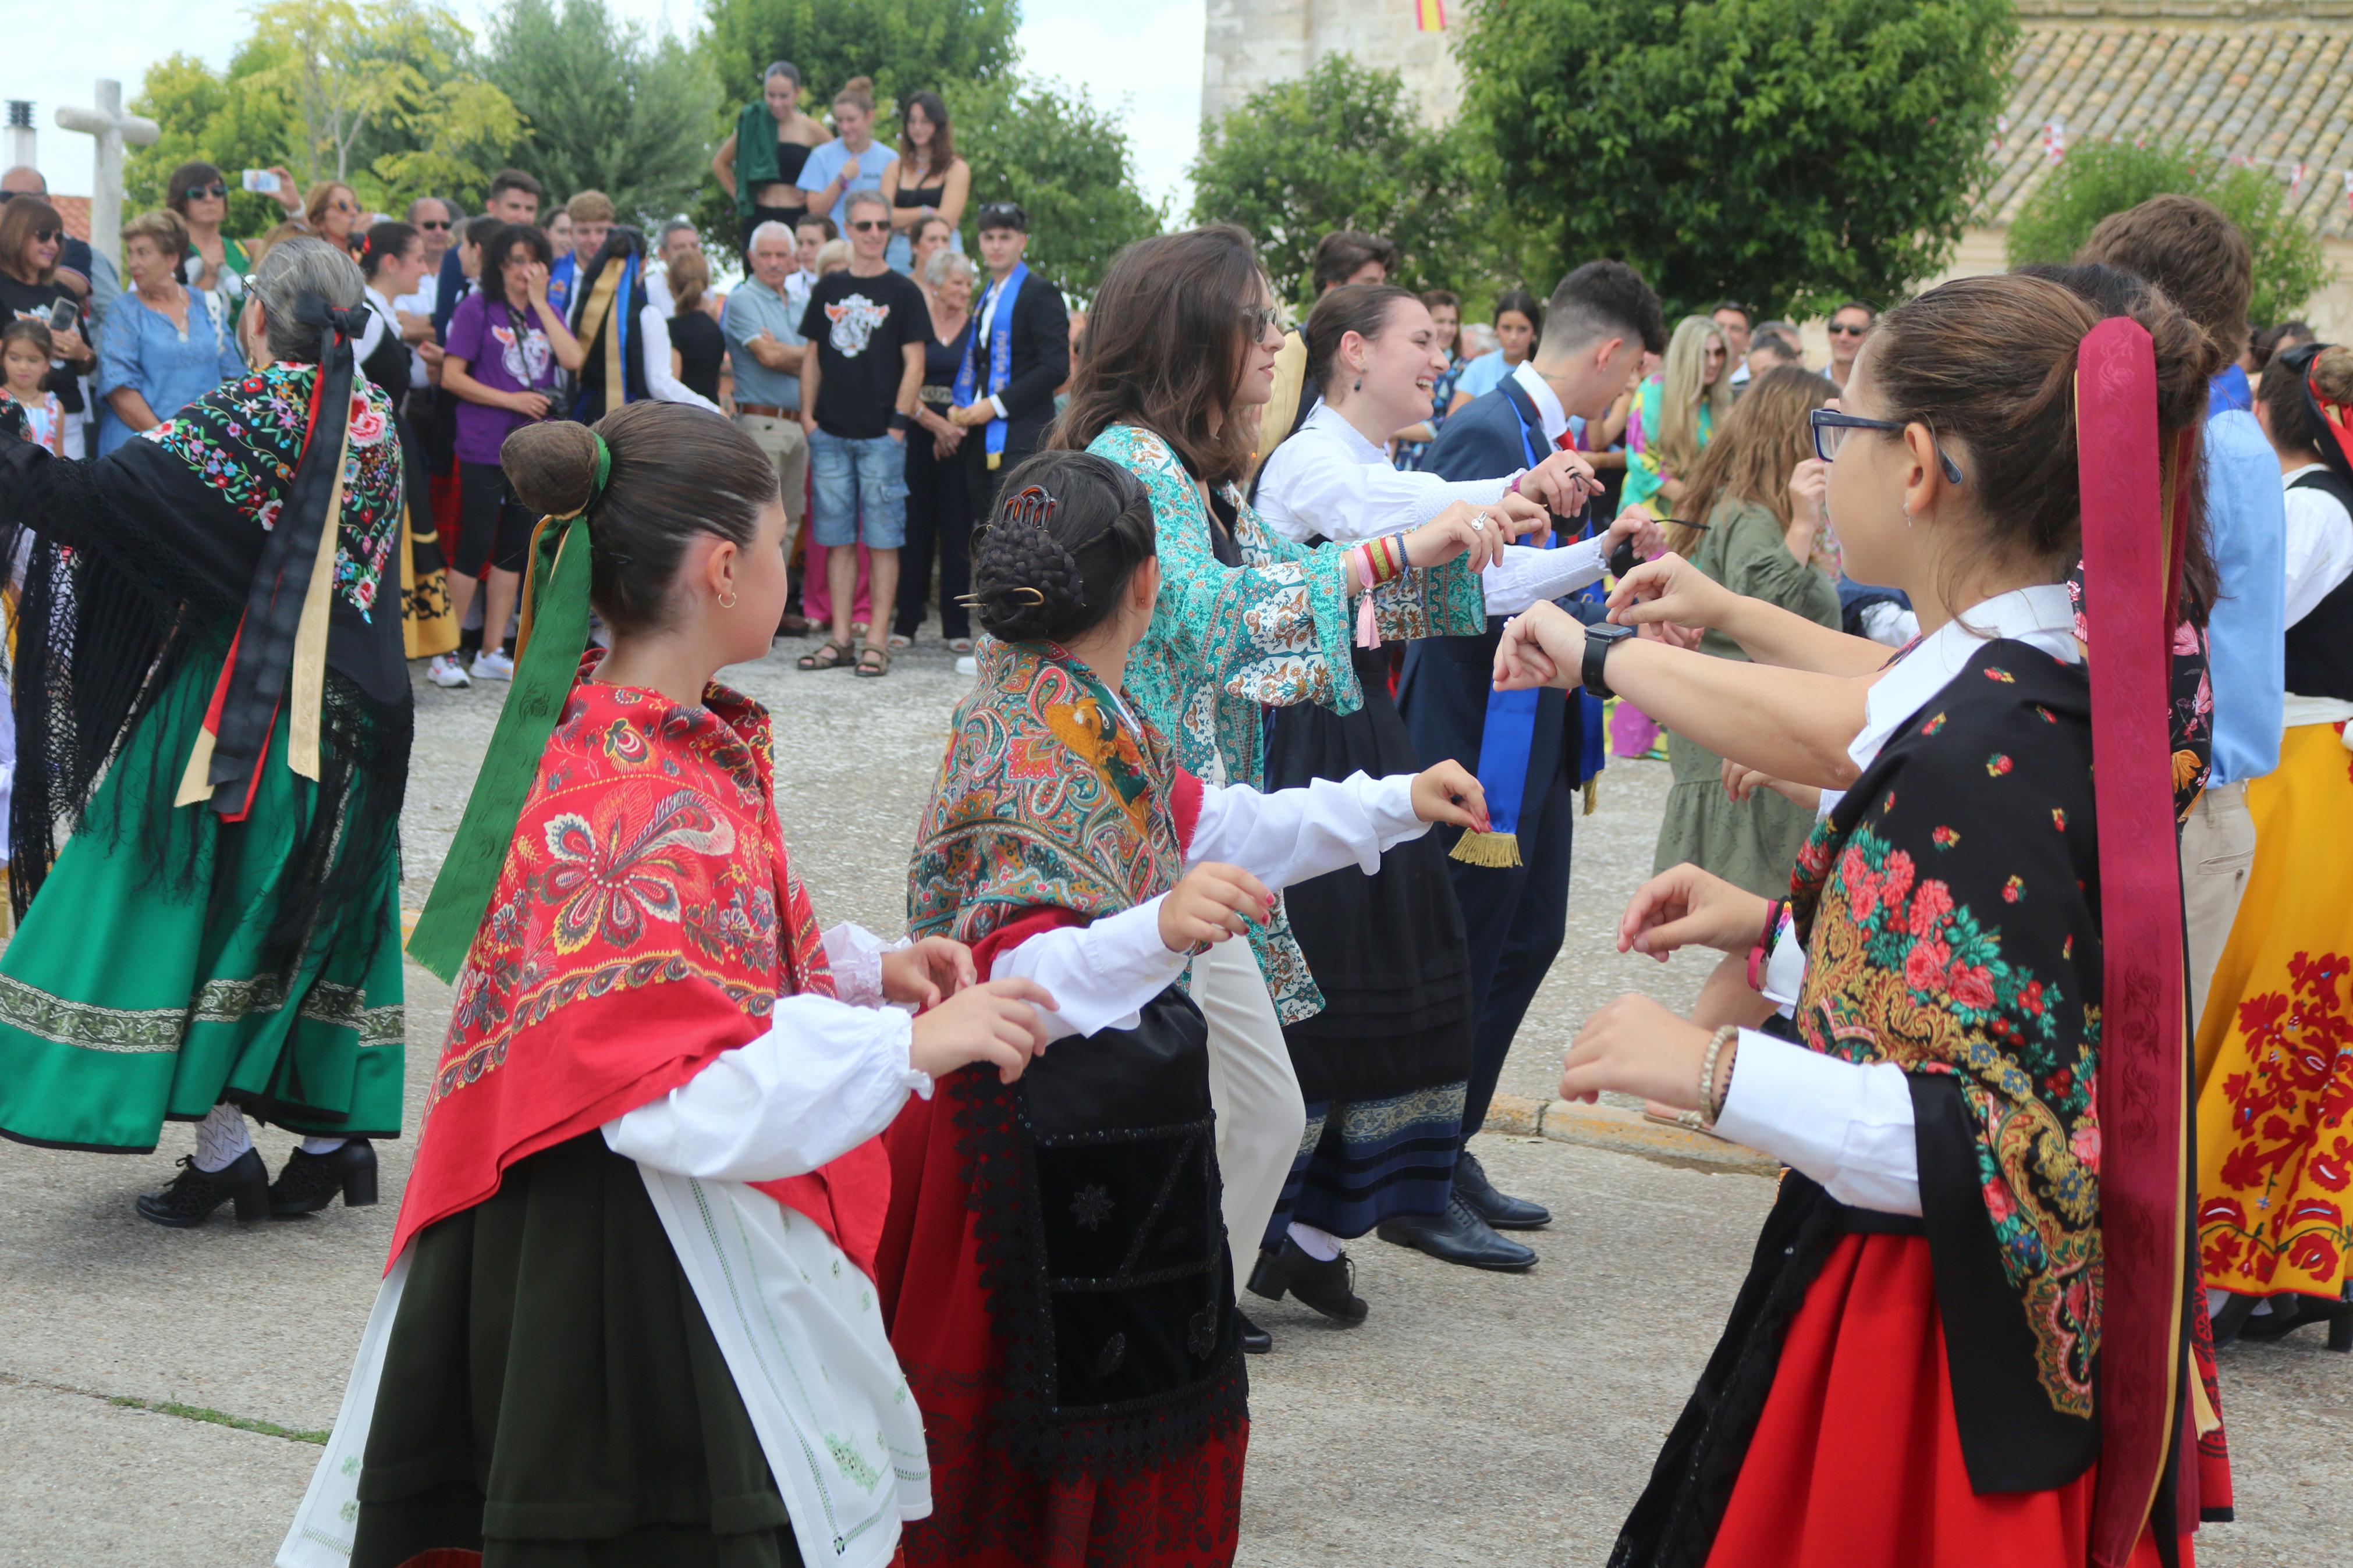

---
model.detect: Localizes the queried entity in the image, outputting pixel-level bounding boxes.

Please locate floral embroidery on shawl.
[1787,641,2104,1418]
[142,362,402,617]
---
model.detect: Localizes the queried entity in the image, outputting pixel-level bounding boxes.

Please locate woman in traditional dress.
[1247,282,1632,1313]
[879,448,1492,1567]
[2196,339,2353,1350]
[1648,365,1841,897]
[1052,224,1543,1347]
[278,401,1056,1568]
[1497,272,2217,1563]
[0,237,411,1224]
[352,220,458,664]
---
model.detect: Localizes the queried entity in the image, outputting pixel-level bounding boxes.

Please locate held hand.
[1618,862,1772,961]
[1407,502,1509,574]
[907,977,1056,1085]
[1409,760,1490,832]
[880,936,980,1011]
[1493,490,1554,546]
[1606,552,1734,634]
[1786,458,1829,527]
[1560,995,1716,1110]
[1602,505,1652,557]
[950,403,993,428]
[1518,446,1601,514]
[510,390,552,420]
[1159,862,1277,955]
[1491,601,1582,692]
[1721,758,1823,814]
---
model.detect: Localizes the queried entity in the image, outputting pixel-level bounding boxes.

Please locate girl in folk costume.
[878,449,1493,1567]
[352,220,459,663]
[279,401,1054,1568]
[2196,340,2353,1349]
[1246,281,1630,1311]
[0,239,413,1226]
[1056,225,1538,1347]
[1496,273,2221,1565]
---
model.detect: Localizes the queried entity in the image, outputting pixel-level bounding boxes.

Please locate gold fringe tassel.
[1584,779,1599,816]
[1449,829,1522,868]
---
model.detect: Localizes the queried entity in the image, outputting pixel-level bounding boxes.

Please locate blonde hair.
[302,182,357,236]
[1654,314,1735,485]
[815,239,852,274]
[120,209,189,262]
[566,190,616,225]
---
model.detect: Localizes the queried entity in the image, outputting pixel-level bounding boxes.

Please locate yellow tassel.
[1584,779,1599,816]
[1449,829,1522,868]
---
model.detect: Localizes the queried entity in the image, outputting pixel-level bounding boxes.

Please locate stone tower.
[1201,0,1466,129]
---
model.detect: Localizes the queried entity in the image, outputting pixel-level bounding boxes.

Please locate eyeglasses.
[1811,408,1965,484]
[1240,303,1283,339]
[849,219,889,233]
[1826,321,1871,337]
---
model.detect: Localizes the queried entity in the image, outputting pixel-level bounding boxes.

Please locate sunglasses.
[30,228,61,245]
[1240,303,1283,339]
[189,183,228,200]
[418,218,450,230]
[1826,321,1871,337]
[1810,407,1965,484]
[849,219,889,233]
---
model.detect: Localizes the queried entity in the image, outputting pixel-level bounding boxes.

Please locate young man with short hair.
[427,173,542,337]
[483,169,542,226]
[1390,259,1669,1271]
[946,201,1069,517]
[725,219,813,635]
[548,190,615,319]
[788,214,833,318]
[1713,300,1754,385]
[797,190,927,675]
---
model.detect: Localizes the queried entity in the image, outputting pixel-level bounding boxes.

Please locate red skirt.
[1707,1232,2185,1568]
[875,1089,1246,1568]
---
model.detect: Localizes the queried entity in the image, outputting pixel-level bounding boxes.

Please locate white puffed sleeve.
[1187,771,1429,887]
[819,922,904,1008]
[1478,538,1610,616]
[1711,1030,1921,1215]
[638,303,723,414]
[988,900,1190,1042]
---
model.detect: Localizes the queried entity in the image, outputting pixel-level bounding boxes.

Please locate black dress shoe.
[1453,1150,1551,1230]
[135,1149,271,1228]
[1376,1195,1538,1272]
[269,1139,379,1217]
[1236,1308,1272,1354]
[1247,1239,1369,1325]
[2237,1286,2353,1351]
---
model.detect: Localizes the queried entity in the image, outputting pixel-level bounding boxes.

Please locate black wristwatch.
[1581,621,1637,699]
[888,411,914,432]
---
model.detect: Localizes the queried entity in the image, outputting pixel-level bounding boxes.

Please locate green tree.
[947,76,1165,295]
[697,0,1020,108]
[1456,0,2016,319]
[1188,54,1491,305]
[2004,139,2334,329]
[478,0,718,225]
[126,48,304,234]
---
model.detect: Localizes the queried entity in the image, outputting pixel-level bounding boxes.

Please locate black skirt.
[1262,645,1475,1103]
[350,1133,803,1568]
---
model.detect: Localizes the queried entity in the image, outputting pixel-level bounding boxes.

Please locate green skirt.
[1653,727,1820,901]
[351,1133,802,1568]
[0,652,403,1152]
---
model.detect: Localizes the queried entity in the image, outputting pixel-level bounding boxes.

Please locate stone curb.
[1483,1093,1780,1176]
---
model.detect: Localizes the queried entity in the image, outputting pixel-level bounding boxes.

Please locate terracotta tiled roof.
[1985,1,2353,239]
[48,195,90,243]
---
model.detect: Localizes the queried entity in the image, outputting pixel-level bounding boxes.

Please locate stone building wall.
[1201,0,1465,129]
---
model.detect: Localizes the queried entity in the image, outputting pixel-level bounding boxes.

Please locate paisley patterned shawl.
[909,639,1184,955]
[391,657,882,1271]
[1787,639,2106,1421]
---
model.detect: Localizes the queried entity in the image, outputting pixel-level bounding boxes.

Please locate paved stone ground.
[1,634,2346,1566]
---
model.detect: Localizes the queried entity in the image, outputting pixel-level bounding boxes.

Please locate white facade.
[1202,0,1465,129]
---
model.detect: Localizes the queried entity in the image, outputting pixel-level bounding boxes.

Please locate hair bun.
[502,419,601,519]
[972,494,1087,642]
[843,75,874,94]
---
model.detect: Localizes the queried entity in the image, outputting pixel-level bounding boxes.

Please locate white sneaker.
[954,655,978,677]
[470,649,515,681]
[428,653,470,688]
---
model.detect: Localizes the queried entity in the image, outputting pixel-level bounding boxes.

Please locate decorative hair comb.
[1003,483,1057,533]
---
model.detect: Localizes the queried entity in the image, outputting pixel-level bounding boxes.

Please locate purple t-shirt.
[444,290,559,465]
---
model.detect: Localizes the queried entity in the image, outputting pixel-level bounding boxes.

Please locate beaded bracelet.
[1699,1023,1739,1125]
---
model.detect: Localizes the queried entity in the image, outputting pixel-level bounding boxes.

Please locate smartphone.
[45,298,77,333]
[241,168,279,195]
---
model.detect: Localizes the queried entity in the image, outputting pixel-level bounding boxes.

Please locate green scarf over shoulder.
[732,100,783,222]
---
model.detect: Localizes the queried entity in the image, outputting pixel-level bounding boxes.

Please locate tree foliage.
[1188,55,1489,305]
[947,76,1166,296]
[1456,0,2016,319]
[127,47,304,233]
[697,0,1020,106]
[478,0,718,225]
[2004,139,2334,329]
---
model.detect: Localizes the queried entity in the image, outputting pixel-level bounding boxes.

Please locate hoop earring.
[718,588,739,609]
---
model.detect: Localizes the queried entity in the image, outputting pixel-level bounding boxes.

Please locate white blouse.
[2280,462,2353,632]
[1253,403,1612,617]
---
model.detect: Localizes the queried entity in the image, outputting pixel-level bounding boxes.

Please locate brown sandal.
[798,639,853,671]
[855,641,892,677]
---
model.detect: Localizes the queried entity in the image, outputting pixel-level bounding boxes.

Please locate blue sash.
[547,253,577,318]
[954,262,1026,469]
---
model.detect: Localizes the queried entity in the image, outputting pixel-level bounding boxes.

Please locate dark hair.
[2,317,54,360]
[1543,260,1666,355]
[1749,329,1801,362]
[462,214,504,250]
[1832,300,1876,322]
[1710,300,1752,326]
[1420,288,1460,314]
[359,221,420,279]
[1301,283,1417,398]
[763,60,801,87]
[0,198,64,285]
[971,450,1158,643]
[2252,319,2315,373]
[166,160,226,215]
[900,90,956,173]
[487,168,544,203]
[1310,230,1396,293]
[1866,272,2216,617]
[1053,224,1270,488]
[2078,195,2252,351]
[796,214,836,240]
[484,222,551,285]
[502,403,778,635]
[1492,289,1543,336]
[2258,341,2353,462]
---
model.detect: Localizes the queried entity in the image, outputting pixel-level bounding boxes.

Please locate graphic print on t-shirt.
[824,294,890,357]
[490,320,553,387]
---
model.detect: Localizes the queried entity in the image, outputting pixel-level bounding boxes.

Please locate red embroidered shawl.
[390,659,888,1273]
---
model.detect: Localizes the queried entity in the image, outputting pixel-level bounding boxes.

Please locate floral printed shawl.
[1788,638,2106,1420]
[391,659,886,1274]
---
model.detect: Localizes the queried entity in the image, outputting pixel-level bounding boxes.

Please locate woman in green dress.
[1646,364,1841,895]
[0,236,413,1228]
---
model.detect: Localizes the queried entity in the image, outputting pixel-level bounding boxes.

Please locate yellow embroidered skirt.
[2195,720,2353,1299]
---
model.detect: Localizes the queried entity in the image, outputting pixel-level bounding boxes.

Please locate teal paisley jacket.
[1086,421,1485,1022]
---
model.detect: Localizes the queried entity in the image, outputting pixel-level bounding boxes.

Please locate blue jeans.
[808,428,908,549]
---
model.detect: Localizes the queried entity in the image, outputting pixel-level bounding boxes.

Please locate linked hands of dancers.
[1490,600,1585,690]
[1606,552,1729,646]
[880,936,981,1012]
[1410,758,1489,831]
[1160,863,1279,954]
[1617,862,1772,962]
[1720,757,1822,814]
[1387,497,1546,580]
[1513,446,1605,519]
[908,976,1057,1084]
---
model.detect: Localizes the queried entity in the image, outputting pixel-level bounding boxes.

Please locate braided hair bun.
[970,450,1157,645]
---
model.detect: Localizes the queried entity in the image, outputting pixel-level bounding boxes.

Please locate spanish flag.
[1415,0,1446,30]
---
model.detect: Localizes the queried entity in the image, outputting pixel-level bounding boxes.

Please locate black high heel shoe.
[135,1149,271,1227]
[269,1139,379,1218]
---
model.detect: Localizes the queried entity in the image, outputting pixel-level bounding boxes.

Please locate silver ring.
[1470,512,1488,534]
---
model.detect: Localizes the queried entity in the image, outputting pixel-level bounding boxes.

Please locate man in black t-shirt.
[797,189,925,674]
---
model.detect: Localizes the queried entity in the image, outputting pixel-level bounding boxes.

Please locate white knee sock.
[299,1136,347,1156]
[192,1103,253,1173]
[1287,1222,1343,1262]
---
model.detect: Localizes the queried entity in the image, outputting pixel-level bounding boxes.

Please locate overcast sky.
[3,0,1205,216]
